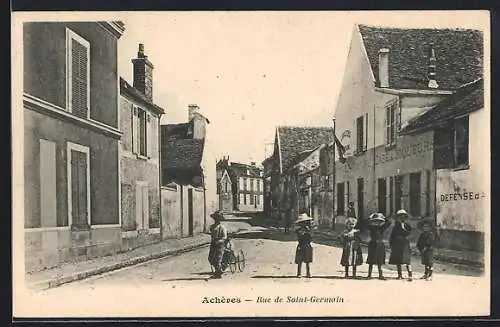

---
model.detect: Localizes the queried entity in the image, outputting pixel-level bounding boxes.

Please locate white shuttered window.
[66,28,90,119]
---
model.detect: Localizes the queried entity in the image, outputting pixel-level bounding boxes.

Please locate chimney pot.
[378,48,390,88]
[427,46,439,89]
[138,43,145,57]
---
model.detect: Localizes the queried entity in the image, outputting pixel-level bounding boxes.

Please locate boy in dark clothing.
[416,218,436,281]
[295,213,313,278]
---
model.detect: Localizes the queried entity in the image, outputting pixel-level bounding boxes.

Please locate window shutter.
[385,106,390,146]
[147,113,152,158]
[132,106,138,154]
[71,39,89,119]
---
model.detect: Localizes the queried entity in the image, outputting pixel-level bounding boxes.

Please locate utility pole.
[332,117,336,231]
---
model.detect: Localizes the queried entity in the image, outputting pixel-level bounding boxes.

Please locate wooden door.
[71,149,88,227]
[188,189,194,236]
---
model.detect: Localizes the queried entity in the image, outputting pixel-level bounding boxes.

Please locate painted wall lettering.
[376,137,432,164]
[440,192,486,202]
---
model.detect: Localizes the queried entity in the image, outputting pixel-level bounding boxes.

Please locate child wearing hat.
[389,209,413,281]
[366,213,392,280]
[294,213,313,278]
[340,217,363,278]
[416,218,436,281]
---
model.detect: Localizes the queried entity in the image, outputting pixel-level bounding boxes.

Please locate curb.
[30,238,211,291]
[313,230,484,270]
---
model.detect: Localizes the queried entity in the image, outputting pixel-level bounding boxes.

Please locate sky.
[115,11,488,165]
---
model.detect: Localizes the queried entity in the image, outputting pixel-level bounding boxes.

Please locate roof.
[228,162,262,178]
[120,77,165,115]
[358,24,483,91]
[161,139,204,171]
[161,123,192,141]
[402,79,484,133]
[277,126,334,172]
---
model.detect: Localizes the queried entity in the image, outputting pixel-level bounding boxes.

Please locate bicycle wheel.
[229,252,238,273]
[238,250,246,272]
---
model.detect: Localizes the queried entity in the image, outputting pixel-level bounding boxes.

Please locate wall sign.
[376,138,432,164]
[340,130,352,157]
[440,192,487,202]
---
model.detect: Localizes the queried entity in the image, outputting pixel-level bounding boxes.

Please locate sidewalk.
[314,228,484,270]
[26,233,211,291]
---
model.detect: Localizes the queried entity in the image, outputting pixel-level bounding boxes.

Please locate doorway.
[377,178,387,215]
[357,178,364,220]
[410,172,421,216]
[188,188,194,236]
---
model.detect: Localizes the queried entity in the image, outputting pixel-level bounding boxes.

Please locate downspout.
[202,168,207,233]
[373,104,376,214]
[332,118,336,231]
[158,115,163,241]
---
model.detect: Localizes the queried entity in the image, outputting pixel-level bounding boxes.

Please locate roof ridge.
[277,125,332,130]
[358,24,483,33]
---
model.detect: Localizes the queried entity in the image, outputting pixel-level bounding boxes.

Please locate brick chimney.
[188,104,207,140]
[132,43,154,101]
[427,45,439,89]
[378,48,390,88]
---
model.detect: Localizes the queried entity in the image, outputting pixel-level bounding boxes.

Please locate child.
[416,218,436,281]
[340,217,363,278]
[389,209,413,281]
[366,213,392,280]
[295,213,313,278]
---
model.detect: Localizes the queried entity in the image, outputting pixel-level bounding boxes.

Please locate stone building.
[160,105,216,238]
[333,24,484,251]
[269,126,334,224]
[23,21,126,271]
[216,159,264,213]
[119,44,165,249]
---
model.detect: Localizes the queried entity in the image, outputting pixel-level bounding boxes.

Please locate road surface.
[20,222,489,317]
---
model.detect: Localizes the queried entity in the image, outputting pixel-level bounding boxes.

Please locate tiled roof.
[161,139,204,171]
[358,24,483,90]
[120,77,165,115]
[161,123,192,141]
[277,126,334,172]
[402,79,484,133]
[228,162,262,178]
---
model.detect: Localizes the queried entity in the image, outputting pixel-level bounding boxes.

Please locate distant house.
[333,24,484,251]
[119,44,165,249]
[269,126,334,224]
[216,157,233,212]
[216,159,264,213]
[23,21,126,272]
[160,105,216,238]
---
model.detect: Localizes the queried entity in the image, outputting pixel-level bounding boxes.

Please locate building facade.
[216,158,233,212]
[261,156,273,216]
[119,44,165,249]
[160,105,215,238]
[269,126,334,224]
[24,22,125,272]
[333,24,484,250]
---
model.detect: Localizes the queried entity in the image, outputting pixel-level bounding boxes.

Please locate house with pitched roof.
[23,21,126,272]
[269,126,334,224]
[119,44,165,249]
[333,24,484,251]
[216,158,264,213]
[160,105,216,238]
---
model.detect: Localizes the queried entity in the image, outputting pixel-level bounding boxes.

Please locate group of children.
[293,210,436,281]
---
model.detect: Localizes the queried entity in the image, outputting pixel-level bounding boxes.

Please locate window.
[257,180,261,192]
[454,117,469,168]
[434,116,469,169]
[67,142,91,229]
[425,170,431,216]
[377,178,387,215]
[244,178,248,191]
[244,193,247,205]
[356,115,367,153]
[250,193,254,205]
[224,180,228,193]
[385,101,398,146]
[239,178,244,190]
[239,193,243,204]
[132,106,150,158]
[31,140,59,229]
[135,182,149,230]
[250,179,254,191]
[66,28,90,119]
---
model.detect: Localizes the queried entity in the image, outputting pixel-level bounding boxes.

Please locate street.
[20,219,488,317]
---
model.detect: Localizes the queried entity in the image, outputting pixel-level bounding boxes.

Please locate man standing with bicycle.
[208,211,228,279]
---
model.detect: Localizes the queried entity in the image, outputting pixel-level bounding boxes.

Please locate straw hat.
[369,213,386,222]
[295,213,313,224]
[210,211,223,220]
[345,217,358,226]
[396,209,409,216]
